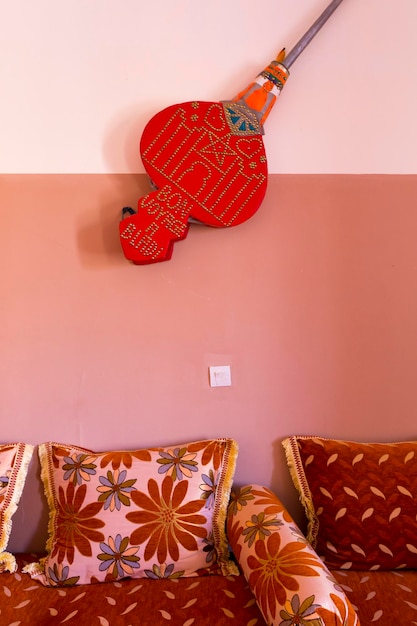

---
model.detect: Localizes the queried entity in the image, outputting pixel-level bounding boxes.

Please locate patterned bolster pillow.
[227,483,360,626]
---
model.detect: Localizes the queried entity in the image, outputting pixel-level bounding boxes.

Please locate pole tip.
[275,48,286,63]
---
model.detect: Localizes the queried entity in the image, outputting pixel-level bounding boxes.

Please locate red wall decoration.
[119,0,344,264]
[119,59,288,264]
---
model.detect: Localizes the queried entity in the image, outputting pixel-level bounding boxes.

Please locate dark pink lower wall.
[2,173,417,550]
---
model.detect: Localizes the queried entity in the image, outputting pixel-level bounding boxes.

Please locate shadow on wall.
[75,174,149,269]
[102,102,160,175]
[9,455,49,554]
[76,100,159,269]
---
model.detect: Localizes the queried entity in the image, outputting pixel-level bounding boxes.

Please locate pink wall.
[2,173,417,550]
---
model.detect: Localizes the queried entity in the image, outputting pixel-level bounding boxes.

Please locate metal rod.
[284,0,345,68]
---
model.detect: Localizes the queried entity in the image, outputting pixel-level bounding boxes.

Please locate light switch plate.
[209,365,232,387]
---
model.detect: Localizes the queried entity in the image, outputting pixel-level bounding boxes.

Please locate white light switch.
[209,365,232,387]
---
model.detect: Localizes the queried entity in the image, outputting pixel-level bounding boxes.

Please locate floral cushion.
[0,442,34,573]
[26,439,238,586]
[283,436,417,570]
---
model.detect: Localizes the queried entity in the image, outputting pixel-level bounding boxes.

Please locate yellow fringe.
[217,439,240,576]
[0,551,17,573]
[282,437,319,546]
[22,561,45,577]
[0,443,34,557]
[32,442,57,573]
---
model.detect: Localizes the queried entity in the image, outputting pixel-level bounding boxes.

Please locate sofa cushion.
[332,568,417,625]
[3,553,266,625]
[0,443,34,573]
[283,436,417,570]
[28,438,238,585]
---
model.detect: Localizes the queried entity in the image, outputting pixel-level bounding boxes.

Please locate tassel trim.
[22,561,45,577]
[282,436,320,546]
[0,443,34,557]
[215,439,240,576]
[0,551,17,573]
[30,442,57,575]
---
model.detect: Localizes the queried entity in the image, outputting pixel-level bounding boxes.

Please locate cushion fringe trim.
[281,436,319,547]
[0,443,34,572]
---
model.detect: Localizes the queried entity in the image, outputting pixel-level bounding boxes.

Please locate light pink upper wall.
[2,0,417,174]
[2,173,417,550]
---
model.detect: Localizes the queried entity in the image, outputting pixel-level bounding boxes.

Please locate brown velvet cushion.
[283,436,417,570]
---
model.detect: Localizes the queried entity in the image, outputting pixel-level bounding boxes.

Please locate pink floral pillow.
[0,442,34,573]
[25,439,238,586]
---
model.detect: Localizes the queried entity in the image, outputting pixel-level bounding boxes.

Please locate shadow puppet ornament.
[120,0,345,264]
